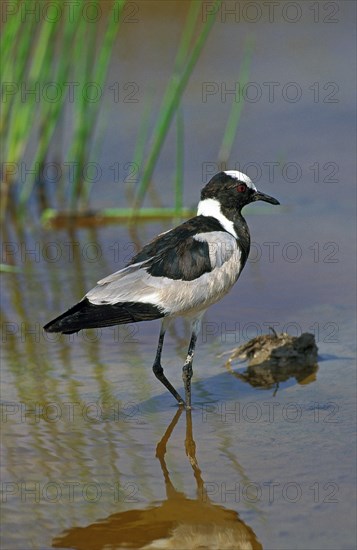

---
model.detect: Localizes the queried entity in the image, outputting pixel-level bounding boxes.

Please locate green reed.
[131,0,222,214]
[1,0,257,225]
[1,0,124,218]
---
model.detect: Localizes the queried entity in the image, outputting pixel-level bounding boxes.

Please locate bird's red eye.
[237,184,247,193]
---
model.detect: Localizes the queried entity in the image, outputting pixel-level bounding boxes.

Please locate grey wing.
[85,260,167,306]
[85,231,240,315]
[193,232,238,268]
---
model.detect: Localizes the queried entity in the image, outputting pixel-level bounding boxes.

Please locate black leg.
[153,328,186,406]
[182,332,197,409]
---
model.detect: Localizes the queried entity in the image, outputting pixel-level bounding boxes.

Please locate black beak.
[253,190,280,205]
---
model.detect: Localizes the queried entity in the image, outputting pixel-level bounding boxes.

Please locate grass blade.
[132,0,222,213]
[174,109,184,214]
[217,37,254,164]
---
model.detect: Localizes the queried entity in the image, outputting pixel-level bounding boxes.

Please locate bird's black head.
[200,171,280,213]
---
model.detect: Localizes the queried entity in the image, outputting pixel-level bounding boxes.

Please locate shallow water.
[1,2,356,549]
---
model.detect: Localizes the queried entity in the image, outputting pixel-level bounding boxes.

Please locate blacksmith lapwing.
[44,171,280,408]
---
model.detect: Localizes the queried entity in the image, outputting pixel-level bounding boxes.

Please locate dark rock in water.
[228,332,318,367]
[225,332,318,389]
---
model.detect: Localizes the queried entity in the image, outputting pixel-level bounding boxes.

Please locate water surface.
[1,2,356,549]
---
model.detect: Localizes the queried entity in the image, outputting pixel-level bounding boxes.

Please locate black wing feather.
[44,298,164,334]
[130,216,227,281]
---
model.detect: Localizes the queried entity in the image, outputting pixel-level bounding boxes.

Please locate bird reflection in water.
[53,409,262,550]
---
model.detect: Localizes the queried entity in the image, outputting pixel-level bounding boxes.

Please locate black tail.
[43,298,165,334]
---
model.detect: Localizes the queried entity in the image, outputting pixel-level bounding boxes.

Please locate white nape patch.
[197,198,237,238]
[224,170,257,190]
